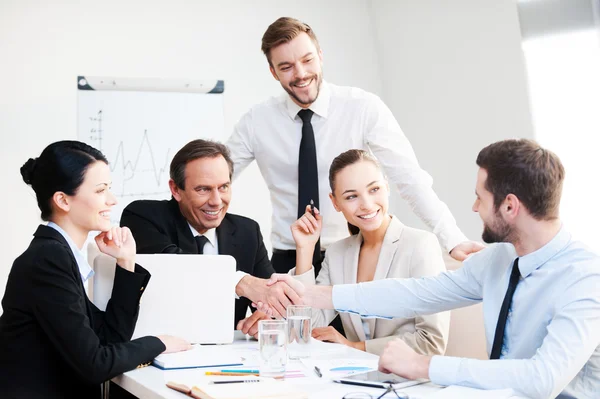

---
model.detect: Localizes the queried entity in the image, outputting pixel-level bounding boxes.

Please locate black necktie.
[490,258,521,359]
[297,109,321,266]
[194,235,209,254]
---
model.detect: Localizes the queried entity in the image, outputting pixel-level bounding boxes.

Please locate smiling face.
[473,168,513,243]
[61,161,116,233]
[268,32,323,108]
[169,155,231,234]
[329,160,390,233]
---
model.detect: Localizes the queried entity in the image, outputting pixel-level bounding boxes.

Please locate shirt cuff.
[233,271,248,299]
[444,229,470,254]
[429,355,462,386]
[332,284,358,313]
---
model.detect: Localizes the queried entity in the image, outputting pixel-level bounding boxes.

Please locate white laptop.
[91,254,236,344]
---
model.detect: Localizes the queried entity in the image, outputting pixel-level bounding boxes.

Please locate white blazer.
[291,215,450,355]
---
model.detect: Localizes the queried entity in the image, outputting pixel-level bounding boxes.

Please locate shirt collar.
[188,223,217,248]
[46,222,94,283]
[284,80,331,120]
[518,225,572,277]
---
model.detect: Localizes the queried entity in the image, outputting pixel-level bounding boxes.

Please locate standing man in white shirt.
[227,17,483,275]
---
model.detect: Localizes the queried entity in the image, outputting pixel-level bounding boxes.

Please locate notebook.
[91,253,236,344]
[153,345,243,370]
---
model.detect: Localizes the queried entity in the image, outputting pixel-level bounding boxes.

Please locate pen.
[219,369,259,373]
[314,366,322,378]
[205,371,259,376]
[211,379,261,384]
[310,199,315,217]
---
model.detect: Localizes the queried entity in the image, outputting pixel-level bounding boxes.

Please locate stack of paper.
[153,345,243,370]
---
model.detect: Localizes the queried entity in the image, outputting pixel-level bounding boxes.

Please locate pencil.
[219,369,260,373]
[204,371,259,376]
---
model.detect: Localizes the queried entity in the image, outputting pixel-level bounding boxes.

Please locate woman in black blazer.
[0,141,191,399]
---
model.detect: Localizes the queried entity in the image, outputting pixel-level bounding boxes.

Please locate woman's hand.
[95,226,136,272]
[157,335,193,354]
[312,326,361,349]
[291,204,322,250]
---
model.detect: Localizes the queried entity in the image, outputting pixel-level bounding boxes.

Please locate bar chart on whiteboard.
[77,76,225,224]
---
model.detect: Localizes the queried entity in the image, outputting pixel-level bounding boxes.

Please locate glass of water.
[258,319,287,377]
[287,305,312,359]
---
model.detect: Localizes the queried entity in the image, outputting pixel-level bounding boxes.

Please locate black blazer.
[120,199,275,326]
[0,225,165,399]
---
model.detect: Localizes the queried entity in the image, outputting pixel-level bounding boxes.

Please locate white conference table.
[112,332,513,399]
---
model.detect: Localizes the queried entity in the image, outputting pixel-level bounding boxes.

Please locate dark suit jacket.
[120,199,275,326]
[0,225,165,399]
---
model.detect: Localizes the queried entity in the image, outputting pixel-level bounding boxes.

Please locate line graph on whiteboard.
[87,110,172,198]
[77,87,225,224]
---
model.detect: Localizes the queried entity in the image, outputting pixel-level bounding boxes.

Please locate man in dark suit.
[121,139,300,333]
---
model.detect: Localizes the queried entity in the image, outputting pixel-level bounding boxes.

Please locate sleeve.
[364,234,450,356]
[332,246,492,319]
[90,263,152,344]
[241,224,275,308]
[31,249,165,385]
[289,254,338,328]
[120,204,185,254]
[227,111,256,181]
[362,94,468,252]
[429,273,600,399]
[251,224,276,279]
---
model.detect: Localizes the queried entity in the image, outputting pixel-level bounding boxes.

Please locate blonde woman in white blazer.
[289,149,450,356]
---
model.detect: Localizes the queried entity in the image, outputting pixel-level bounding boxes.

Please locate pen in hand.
[310,199,316,217]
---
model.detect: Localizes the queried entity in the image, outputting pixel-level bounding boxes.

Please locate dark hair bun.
[20,158,38,185]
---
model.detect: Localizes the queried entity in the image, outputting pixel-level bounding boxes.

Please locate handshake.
[236,274,333,337]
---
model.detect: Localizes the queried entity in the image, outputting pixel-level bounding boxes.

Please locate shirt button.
[508,310,512,318]
[501,349,508,357]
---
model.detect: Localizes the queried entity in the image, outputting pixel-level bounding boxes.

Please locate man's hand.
[254,274,334,317]
[236,311,270,338]
[378,339,431,381]
[449,240,485,261]
[237,275,302,318]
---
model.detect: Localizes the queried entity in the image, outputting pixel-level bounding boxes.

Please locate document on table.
[153,345,243,370]
[428,385,518,398]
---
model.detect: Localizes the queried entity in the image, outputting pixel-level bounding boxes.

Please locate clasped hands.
[236,274,309,337]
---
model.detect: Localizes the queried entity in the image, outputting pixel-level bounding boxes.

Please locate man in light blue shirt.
[263,139,600,398]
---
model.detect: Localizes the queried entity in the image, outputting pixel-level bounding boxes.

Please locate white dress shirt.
[333,227,600,399]
[47,222,94,283]
[188,224,247,294]
[227,81,467,252]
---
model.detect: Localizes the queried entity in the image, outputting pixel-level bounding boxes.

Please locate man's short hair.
[261,17,320,66]
[476,139,565,220]
[170,139,234,190]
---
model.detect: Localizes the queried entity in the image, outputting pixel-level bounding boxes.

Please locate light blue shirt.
[47,222,95,283]
[333,227,600,399]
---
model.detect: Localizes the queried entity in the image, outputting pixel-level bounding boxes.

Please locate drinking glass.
[287,305,312,359]
[258,319,287,377]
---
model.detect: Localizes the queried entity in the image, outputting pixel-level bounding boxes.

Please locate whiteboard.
[77,76,225,223]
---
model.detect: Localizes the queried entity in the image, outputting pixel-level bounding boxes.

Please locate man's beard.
[284,73,322,106]
[481,211,515,244]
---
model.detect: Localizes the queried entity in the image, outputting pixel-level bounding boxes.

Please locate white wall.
[369,0,534,241]
[0,0,382,305]
[0,0,535,313]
